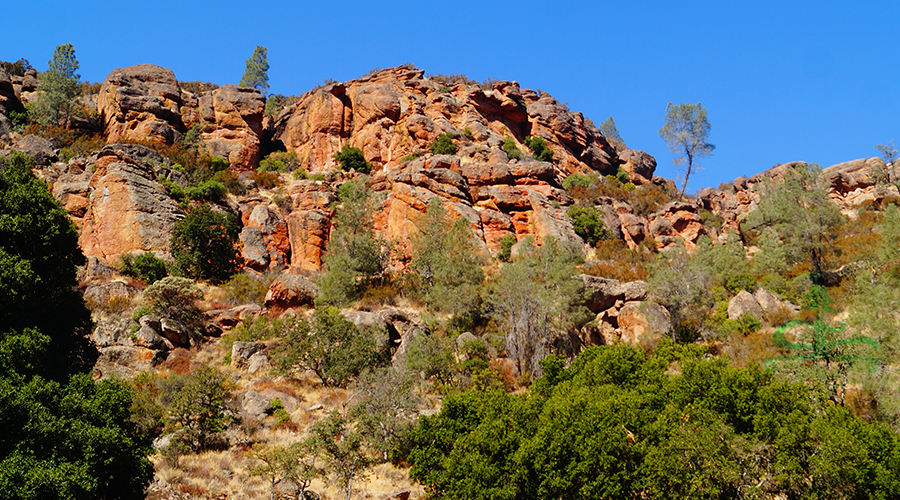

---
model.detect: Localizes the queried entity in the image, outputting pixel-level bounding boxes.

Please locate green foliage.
[561,172,597,191]
[725,272,756,294]
[142,276,202,328]
[118,252,168,284]
[658,102,714,198]
[350,367,421,463]
[273,307,388,387]
[501,137,522,160]
[27,43,80,126]
[239,45,269,94]
[184,179,227,202]
[249,440,320,500]
[0,57,32,76]
[309,405,373,500]
[429,133,458,155]
[333,145,372,173]
[566,205,609,246]
[410,198,484,318]
[409,341,900,499]
[259,151,300,172]
[404,333,457,385]
[486,237,587,377]
[598,115,625,145]
[497,233,517,262]
[222,272,273,306]
[463,127,475,140]
[167,366,235,452]
[743,163,844,284]
[523,136,553,162]
[317,180,390,306]
[0,374,154,499]
[0,151,95,380]
[170,204,241,284]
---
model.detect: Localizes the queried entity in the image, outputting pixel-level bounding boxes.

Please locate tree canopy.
[239,45,269,94]
[658,102,714,198]
[28,43,80,126]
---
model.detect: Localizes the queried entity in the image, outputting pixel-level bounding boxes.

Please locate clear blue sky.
[4,1,897,191]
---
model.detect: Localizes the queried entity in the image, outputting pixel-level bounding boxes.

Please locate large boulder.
[77,145,182,262]
[264,272,320,310]
[98,64,184,144]
[0,69,25,140]
[190,85,265,168]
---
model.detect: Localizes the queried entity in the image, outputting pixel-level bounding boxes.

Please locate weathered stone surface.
[617,301,670,347]
[159,317,190,346]
[99,64,184,144]
[14,134,56,165]
[193,85,264,168]
[0,69,25,139]
[264,272,319,310]
[616,148,657,185]
[728,290,763,320]
[580,274,623,313]
[135,325,169,350]
[94,345,164,379]
[242,389,272,420]
[232,341,266,367]
[77,145,182,262]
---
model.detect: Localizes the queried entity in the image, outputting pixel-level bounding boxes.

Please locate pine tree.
[239,45,269,94]
[28,43,80,126]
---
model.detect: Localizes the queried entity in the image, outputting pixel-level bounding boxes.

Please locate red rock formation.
[98,64,184,144]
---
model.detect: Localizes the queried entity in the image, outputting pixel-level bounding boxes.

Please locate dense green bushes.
[409,340,900,499]
[170,204,241,284]
[333,145,372,173]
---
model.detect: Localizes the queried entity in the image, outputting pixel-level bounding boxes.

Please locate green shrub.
[429,133,457,155]
[726,272,757,295]
[615,166,630,184]
[502,137,522,160]
[524,136,554,162]
[132,305,153,322]
[159,177,185,201]
[463,127,475,141]
[119,252,168,284]
[259,151,299,172]
[498,233,517,262]
[567,206,609,246]
[562,173,597,191]
[333,145,372,173]
[170,205,241,284]
[185,180,227,202]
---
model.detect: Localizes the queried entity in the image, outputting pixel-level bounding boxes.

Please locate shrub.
[615,166,630,184]
[259,151,299,172]
[502,137,522,160]
[429,133,457,155]
[567,206,610,246]
[562,173,597,191]
[211,169,246,195]
[251,170,282,189]
[463,127,475,140]
[726,272,757,295]
[524,136,554,162]
[222,272,273,306]
[333,145,372,173]
[142,277,203,324]
[498,233,517,262]
[170,205,241,284]
[119,252,169,284]
[184,179,227,202]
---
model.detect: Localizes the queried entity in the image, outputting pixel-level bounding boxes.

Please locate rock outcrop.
[0,69,25,140]
[271,66,634,181]
[99,64,185,144]
[77,144,184,263]
[183,84,265,168]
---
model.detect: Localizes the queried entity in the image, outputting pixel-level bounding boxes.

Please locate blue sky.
[4,1,897,191]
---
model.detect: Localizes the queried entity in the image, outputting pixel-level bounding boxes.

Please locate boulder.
[242,390,272,420]
[14,134,56,165]
[159,317,190,346]
[616,301,670,347]
[616,148,657,185]
[193,85,265,168]
[728,290,763,320]
[77,145,182,262]
[0,69,25,139]
[135,325,169,351]
[98,64,184,144]
[232,341,266,367]
[580,274,623,313]
[264,272,319,310]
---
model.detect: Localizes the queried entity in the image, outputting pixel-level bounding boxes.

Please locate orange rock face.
[77,145,183,263]
[98,64,184,144]
[271,66,626,179]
